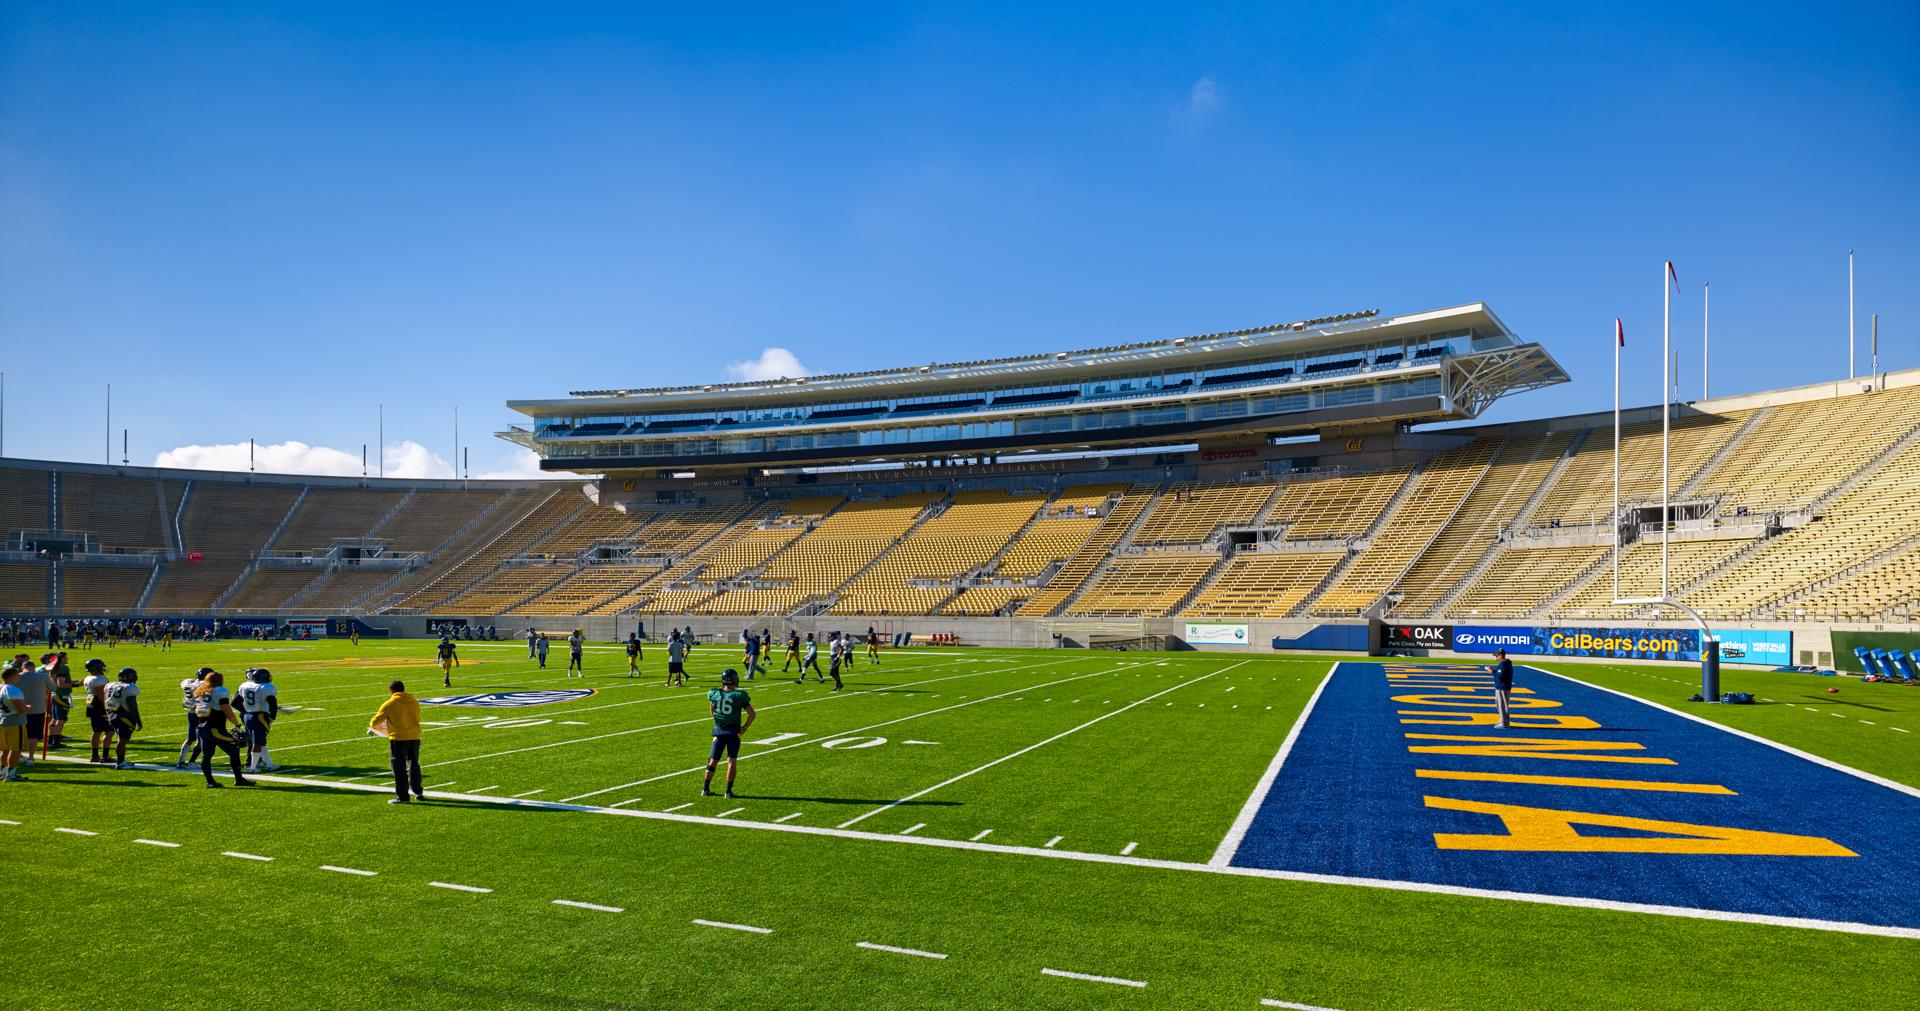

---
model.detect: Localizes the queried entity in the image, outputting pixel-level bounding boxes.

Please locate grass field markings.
[222,851,273,862]
[1210,661,1339,867]
[466,785,500,793]
[971,829,993,841]
[661,802,695,813]
[1040,967,1146,988]
[1859,721,1875,725]
[321,865,378,876]
[428,881,492,894]
[775,812,804,823]
[899,822,926,835]
[856,941,947,960]
[693,918,771,934]
[55,828,99,836]
[553,899,624,913]
[556,664,1126,803]
[836,662,1241,829]
[1528,665,1920,800]
[0,819,18,825]
[607,799,647,809]
[716,807,745,818]
[1895,728,1910,733]
[510,788,546,797]
[902,740,939,745]
[1261,999,1343,1010]
[443,657,1088,781]
[560,721,589,726]
[134,839,182,848]
[1121,842,1137,855]
[1043,836,1063,848]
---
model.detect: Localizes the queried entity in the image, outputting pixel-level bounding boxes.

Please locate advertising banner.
[1377,622,1453,650]
[1452,625,1702,662]
[1710,629,1793,666]
[1186,622,1250,646]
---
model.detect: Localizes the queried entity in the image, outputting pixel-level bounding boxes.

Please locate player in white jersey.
[236,668,281,771]
[102,668,142,769]
[191,672,253,788]
[80,658,112,763]
[177,667,211,767]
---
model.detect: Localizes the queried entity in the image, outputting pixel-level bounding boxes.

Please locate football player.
[102,667,142,770]
[625,632,642,677]
[826,635,845,692]
[666,631,687,687]
[176,667,212,768]
[782,631,801,672]
[795,633,822,683]
[81,658,112,763]
[567,629,585,677]
[192,671,253,788]
[701,669,755,799]
[436,635,458,687]
[866,626,881,665]
[237,668,281,772]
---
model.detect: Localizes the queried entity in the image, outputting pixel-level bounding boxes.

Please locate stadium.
[4,7,1917,1010]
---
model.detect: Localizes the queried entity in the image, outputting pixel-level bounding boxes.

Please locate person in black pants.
[192,671,253,788]
[1489,648,1515,728]
[370,680,423,804]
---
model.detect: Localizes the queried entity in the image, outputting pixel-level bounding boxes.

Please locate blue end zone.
[1228,662,1920,930]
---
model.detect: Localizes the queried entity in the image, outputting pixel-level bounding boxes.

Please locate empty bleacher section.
[59,473,180,549]
[272,488,409,551]
[1529,413,1745,529]
[1065,554,1217,617]
[402,490,582,612]
[223,568,326,613]
[834,491,1044,614]
[1390,432,1575,616]
[0,563,50,611]
[1447,544,1610,618]
[1014,488,1154,617]
[60,565,152,613]
[1551,537,1749,620]
[147,483,304,611]
[1272,467,1406,540]
[702,495,935,615]
[1131,482,1275,545]
[1686,383,1920,513]
[1311,438,1500,615]
[1183,552,1345,618]
[0,468,52,533]
[374,490,510,552]
[997,515,1101,579]
[295,568,403,611]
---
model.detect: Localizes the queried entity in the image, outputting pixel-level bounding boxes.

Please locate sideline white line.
[55,828,99,836]
[838,663,1241,829]
[1528,665,1920,800]
[322,865,377,876]
[693,918,770,934]
[135,839,181,848]
[42,754,1918,940]
[1210,662,1339,866]
[1041,967,1145,988]
[1262,1000,1343,1010]
[554,899,624,913]
[429,881,491,893]
[561,663,1123,803]
[222,851,273,862]
[856,941,947,960]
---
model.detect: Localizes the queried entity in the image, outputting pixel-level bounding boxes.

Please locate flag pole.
[1662,261,1673,599]
[1702,281,1710,400]
[1613,318,1622,604]
[1848,249,1856,379]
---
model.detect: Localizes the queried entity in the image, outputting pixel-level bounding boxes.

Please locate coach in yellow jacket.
[370,680,423,804]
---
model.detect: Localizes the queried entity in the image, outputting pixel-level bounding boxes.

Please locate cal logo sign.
[420,689,595,708]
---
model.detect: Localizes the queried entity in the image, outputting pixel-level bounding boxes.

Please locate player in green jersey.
[702,669,756,799]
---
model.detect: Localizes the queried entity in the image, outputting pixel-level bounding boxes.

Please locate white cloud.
[154,440,453,479]
[473,448,581,481]
[723,347,811,382]
[1188,76,1219,115]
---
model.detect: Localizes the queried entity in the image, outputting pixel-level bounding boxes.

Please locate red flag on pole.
[1616,318,1625,346]
[1666,260,1679,291]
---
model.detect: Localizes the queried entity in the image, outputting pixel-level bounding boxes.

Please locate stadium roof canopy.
[502,303,1566,471]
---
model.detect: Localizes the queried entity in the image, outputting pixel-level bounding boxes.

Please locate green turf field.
[5,639,1915,1009]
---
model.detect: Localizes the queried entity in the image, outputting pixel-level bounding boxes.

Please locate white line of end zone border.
[1210,662,1340,867]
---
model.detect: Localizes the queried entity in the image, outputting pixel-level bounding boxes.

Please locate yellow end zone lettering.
[1424,796,1855,856]
[1405,733,1674,764]
[1397,710,1601,729]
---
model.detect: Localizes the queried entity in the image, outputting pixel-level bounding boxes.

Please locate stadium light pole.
[105,383,111,464]
[1848,249,1855,378]
[1871,313,1879,376]
[1702,281,1709,400]
[379,404,385,479]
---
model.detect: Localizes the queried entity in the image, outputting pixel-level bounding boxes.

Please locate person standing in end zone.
[567,629,585,677]
[369,680,423,804]
[702,669,755,799]
[1489,649,1514,729]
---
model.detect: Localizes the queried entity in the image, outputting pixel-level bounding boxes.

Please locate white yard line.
[55,827,98,836]
[1043,836,1064,848]
[607,798,648,809]
[321,865,377,876]
[135,839,181,848]
[559,664,1125,804]
[838,663,1240,829]
[1041,967,1145,988]
[511,789,546,798]
[716,807,745,818]
[1120,842,1138,856]
[856,941,947,959]
[970,829,993,841]
[554,899,624,913]
[442,658,1082,780]
[466,785,500,794]
[222,851,273,862]
[774,812,804,823]
[693,918,770,934]
[429,881,491,893]
[661,802,695,813]
[1262,1000,1343,1010]
[1210,662,1339,866]
[899,823,926,835]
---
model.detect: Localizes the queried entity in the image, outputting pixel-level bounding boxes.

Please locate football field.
[7,639,1917,1009]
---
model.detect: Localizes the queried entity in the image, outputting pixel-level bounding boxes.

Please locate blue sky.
[2,3,1915,477]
